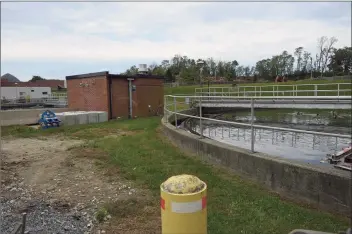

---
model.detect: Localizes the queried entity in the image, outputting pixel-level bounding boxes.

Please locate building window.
[31,90,34,92]
[42,92,48,95]
[19,92,26,96]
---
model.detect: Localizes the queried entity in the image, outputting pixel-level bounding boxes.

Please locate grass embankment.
[164,79,351,96]
[2,118,349,234]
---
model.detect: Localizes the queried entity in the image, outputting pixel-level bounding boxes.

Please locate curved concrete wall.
[162,113,351,216]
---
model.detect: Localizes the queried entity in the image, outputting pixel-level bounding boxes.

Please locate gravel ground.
[1,198,94,234]
[0,137,136,234]
[0,162,98,234]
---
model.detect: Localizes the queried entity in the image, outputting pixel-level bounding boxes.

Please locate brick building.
[1,79,65,90]
[66,71,164,119]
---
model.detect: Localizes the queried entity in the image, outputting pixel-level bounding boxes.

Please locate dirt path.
[1,136,154,234]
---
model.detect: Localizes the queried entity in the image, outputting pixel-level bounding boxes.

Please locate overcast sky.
[1,2,351,81]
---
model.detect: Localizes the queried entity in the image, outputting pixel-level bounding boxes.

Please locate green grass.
[165,83,228,95]
[95,207,109,223]
[1,118,349,234]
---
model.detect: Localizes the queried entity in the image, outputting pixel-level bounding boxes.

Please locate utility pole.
[310,57,313,79]
[197,60,205,87]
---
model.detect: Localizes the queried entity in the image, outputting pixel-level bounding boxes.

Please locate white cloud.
[1,2,351,66]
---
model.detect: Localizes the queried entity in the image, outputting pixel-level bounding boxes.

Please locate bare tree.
[316,36,328,74]
[294,47,304,72]
[302,51,311,73]
[321,37,338,75]
[315,36,338,77]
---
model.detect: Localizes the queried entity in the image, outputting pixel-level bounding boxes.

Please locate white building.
[0,87,52,100]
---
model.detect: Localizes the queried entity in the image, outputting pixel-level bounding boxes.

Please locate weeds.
[95,207,109,223]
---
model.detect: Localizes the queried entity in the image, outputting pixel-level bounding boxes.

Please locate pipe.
[108,75,113,119]
[250,98,255,152]
[127,78,134,119]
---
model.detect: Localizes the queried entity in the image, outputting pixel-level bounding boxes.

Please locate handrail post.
[174,96,177,128]
[254,86,257,97]
[276,85,278,98]
[314,85,317,96]
[259,86,262,97]
[338,83,340,97]
[272,86,275,97]
[199,97,203,138]
[164,96,168,123]
[250,98,255,153]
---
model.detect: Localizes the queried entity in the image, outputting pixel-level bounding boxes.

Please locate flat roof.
[66,71,109,80]
[110,74,164,79]
[66,71,165,80]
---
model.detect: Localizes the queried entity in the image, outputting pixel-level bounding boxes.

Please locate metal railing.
[164,95,351,154]
[45,93,68,106]
[195,83,352,97]
[1,94,68,110]
[168,94,352,105]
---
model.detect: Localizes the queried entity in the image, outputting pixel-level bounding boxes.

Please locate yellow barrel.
[160,174,207,234]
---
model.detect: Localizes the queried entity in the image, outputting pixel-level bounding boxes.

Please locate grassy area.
[1,118,349,234]
[164,83,228,95]
[165,79,351,96]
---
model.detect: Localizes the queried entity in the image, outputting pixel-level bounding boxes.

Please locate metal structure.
[167,95,352,110]
[164,95,351,154]
[44,93,68,107]
[165,83,352,233]
[138,64,148,74]
[1,93,68,110]
[326,143,352,171]
[195,82,351,97]
[193,95,352,110]
[197,60,205,86]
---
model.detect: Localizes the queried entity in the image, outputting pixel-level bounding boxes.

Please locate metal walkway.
[194,96,352,110]
[195,82,351,97]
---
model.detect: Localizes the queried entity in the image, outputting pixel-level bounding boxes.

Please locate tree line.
[122,36,351,83]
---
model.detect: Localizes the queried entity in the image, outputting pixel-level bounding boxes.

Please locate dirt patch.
[98,198,160,234]
[70,147,109,161]
[70,128,139,139]
[1,136,158,234]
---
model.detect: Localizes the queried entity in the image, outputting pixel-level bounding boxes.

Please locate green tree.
[120,36,348,82]
[294,47,304,72]
[30,75,46,82]
[122,65,138,75]
[328,47,352,75]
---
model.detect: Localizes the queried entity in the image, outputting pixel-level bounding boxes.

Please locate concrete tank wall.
[0,108,78,126]
[161,115,351,216]
[54,111,108,126]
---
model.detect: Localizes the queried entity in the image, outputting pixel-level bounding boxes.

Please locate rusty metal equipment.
[326,143,352,171]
